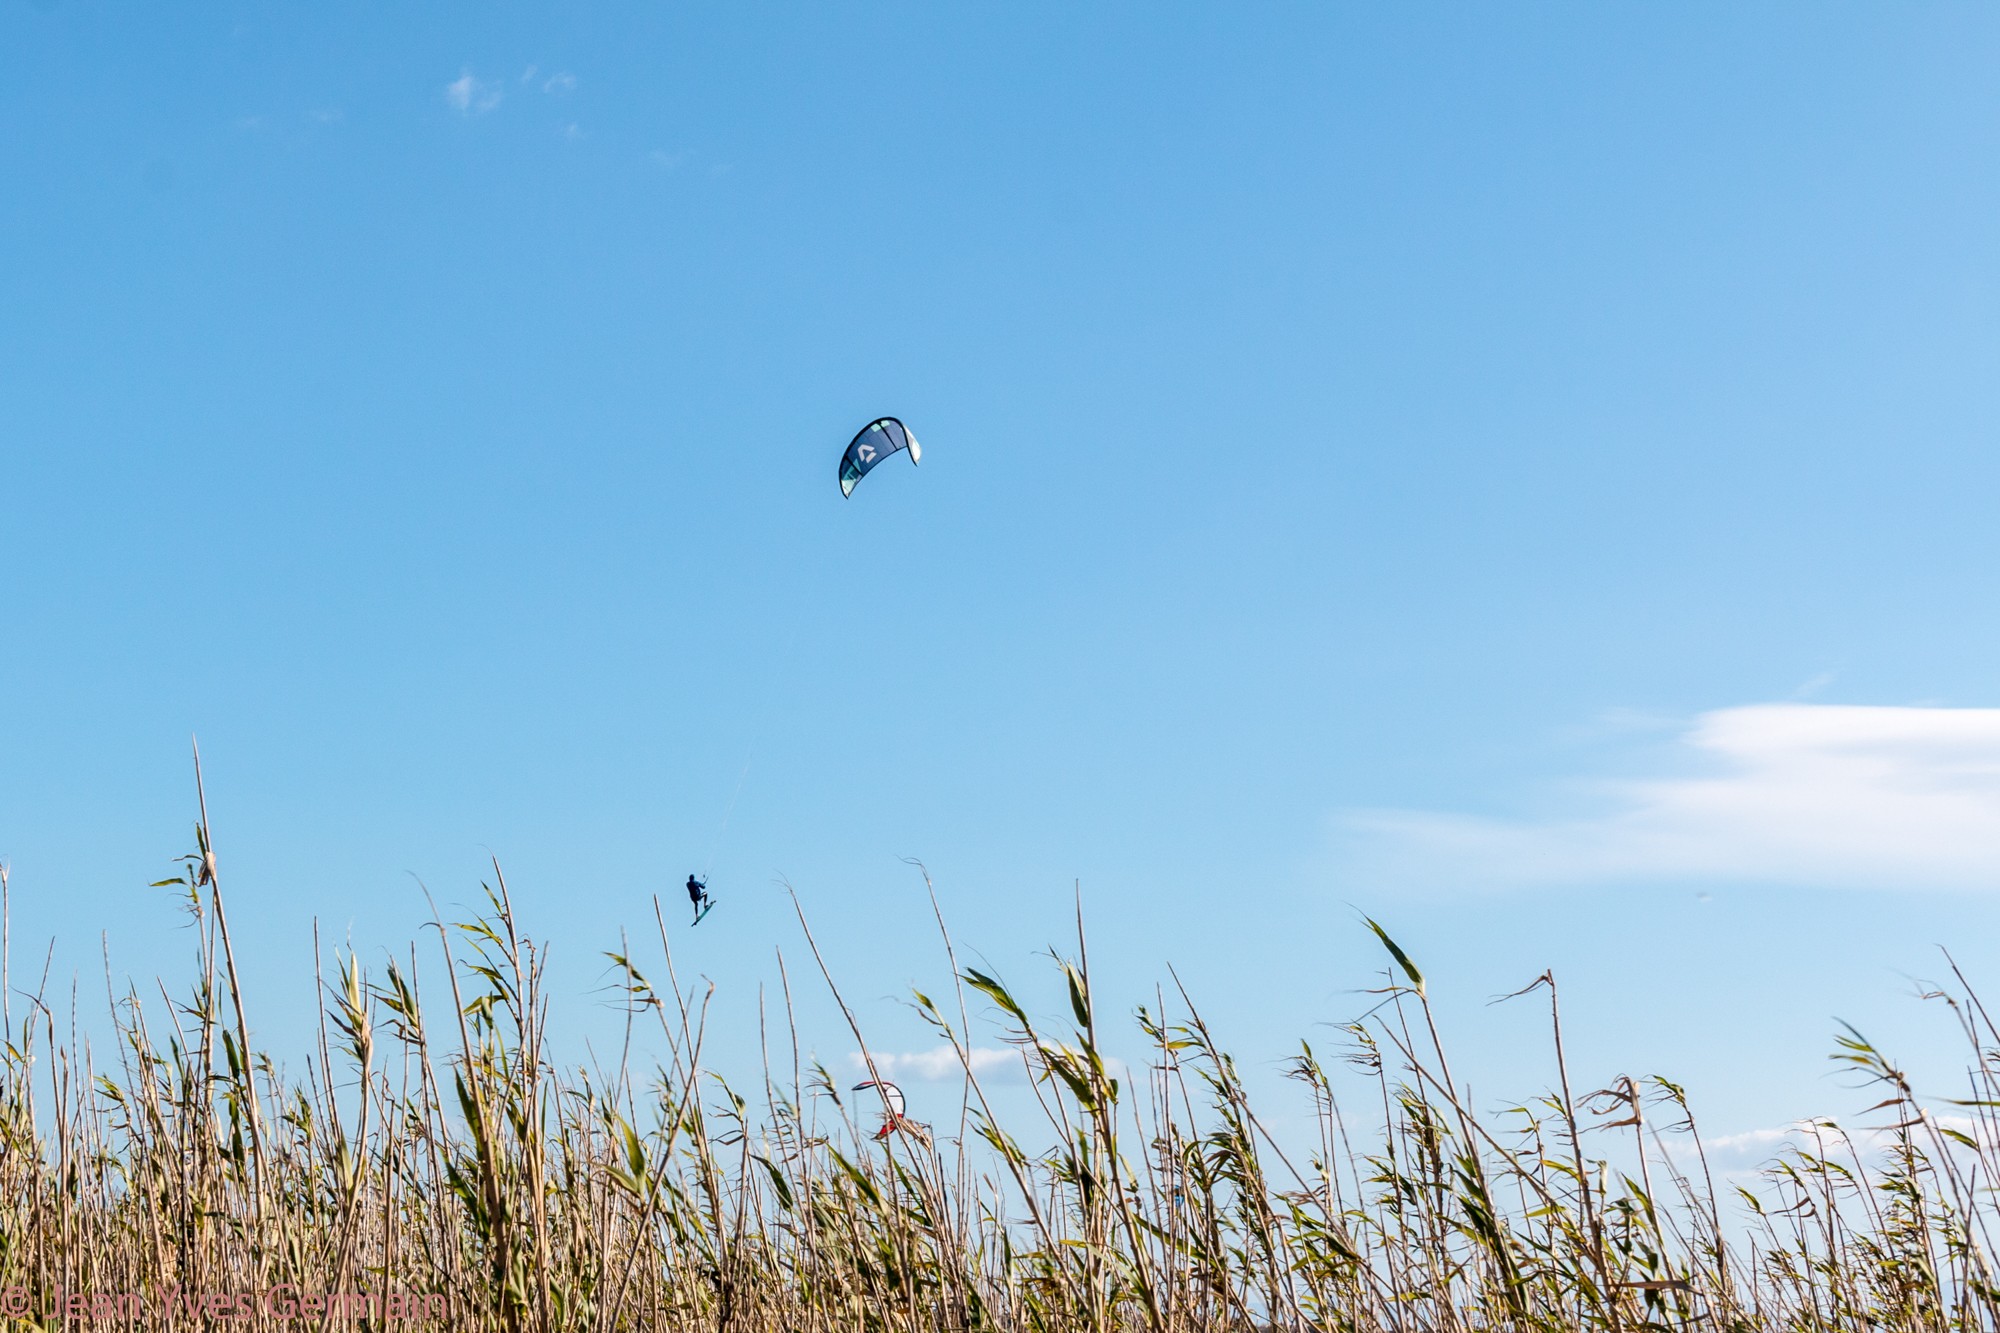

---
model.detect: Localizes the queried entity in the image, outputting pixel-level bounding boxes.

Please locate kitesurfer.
[686,874,709,913]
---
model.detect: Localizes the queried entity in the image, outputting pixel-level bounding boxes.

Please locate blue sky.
[8,3,2000,1160]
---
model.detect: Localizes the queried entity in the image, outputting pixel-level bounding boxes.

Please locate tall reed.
[3,809,1996,1331]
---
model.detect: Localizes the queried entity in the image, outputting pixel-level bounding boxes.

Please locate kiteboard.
[692,899,715,927]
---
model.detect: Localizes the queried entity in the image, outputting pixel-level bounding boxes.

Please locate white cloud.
[445,71,501,116]
[1695,1112,1998,1170]
[847,1045,1132,1088]
[847,1046,1021,1083]
[1340,704,2000,892]
[1705,1120,1853,1160]
[544,71,577,94]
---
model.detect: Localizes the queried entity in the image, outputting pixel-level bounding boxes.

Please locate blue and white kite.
[838,417,921,497]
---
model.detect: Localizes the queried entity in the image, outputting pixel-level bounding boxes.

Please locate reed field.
[5,807,2000,1331]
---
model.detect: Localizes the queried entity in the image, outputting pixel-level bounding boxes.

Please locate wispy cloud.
[1704,1120,1854,1161]
[847,1047,1021,1083]
[445,71,501,116]
[520,66,576,94]
[1695,1112,1997,1169]
[1339,704,2000,892]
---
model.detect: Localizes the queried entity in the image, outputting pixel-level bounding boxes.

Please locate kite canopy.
[851,1080,906,1119]
[852,1080,910,1140]
[838,418,921,497]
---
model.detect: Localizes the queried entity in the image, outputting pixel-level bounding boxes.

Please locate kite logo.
[856,442,877,464]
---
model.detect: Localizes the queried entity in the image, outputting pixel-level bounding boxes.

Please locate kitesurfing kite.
[838,418,920,497]
[851,1079,924,1142]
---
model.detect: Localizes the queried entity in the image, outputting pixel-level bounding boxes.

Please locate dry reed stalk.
[11,778,2000,1331]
